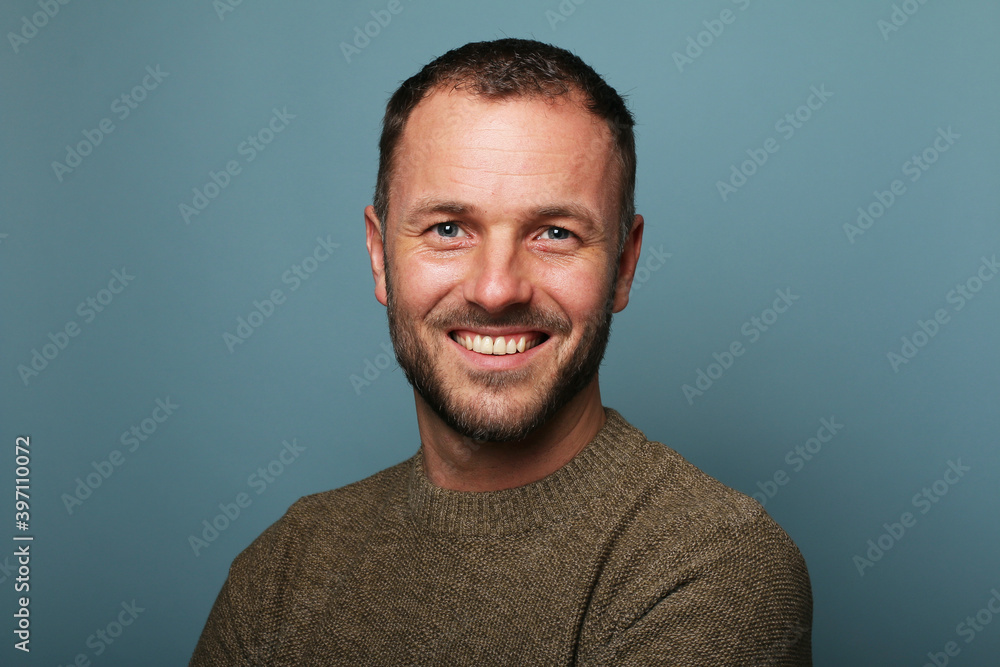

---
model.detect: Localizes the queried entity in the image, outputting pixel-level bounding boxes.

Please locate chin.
[430,398,557,443]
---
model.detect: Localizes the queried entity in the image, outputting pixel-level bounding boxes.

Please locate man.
[191,38,812,665]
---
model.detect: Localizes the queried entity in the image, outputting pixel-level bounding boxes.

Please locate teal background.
[2,0,998,664]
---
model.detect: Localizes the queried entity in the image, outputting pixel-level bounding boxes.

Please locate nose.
[463,233,532,313]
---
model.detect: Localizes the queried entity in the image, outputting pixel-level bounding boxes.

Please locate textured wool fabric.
[191,408,812,665]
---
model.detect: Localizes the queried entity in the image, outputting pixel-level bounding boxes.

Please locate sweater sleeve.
[189,512,298,666]
[580,508,813,666]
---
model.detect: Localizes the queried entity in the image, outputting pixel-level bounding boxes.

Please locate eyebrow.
[405,198,601,232]
[408,199,475,218]
[533,203,601,232]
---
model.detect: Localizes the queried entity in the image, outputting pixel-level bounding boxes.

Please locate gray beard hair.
[383,259,616,443]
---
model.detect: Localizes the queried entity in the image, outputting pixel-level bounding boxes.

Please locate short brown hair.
[374,38,637,254]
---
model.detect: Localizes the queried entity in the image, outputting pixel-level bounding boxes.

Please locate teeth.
[455,333,541,356]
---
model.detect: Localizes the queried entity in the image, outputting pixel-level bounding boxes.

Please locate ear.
[365,205,388,306]
[611,214,644,313]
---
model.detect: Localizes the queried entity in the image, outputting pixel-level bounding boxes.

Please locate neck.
[415,378,607,492]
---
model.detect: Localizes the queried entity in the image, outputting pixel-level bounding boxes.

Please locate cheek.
[393,255,462,309]
[538,261,612,319]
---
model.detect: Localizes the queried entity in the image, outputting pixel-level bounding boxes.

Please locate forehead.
[390,87,618,224]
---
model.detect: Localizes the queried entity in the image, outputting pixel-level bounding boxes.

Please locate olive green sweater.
[191,408,812,665]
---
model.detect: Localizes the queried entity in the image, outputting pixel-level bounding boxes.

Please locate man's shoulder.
[611,413,753,511]
[646,438,766,532]
[281,453,415,528]
[608,411,804,567]
[230,453,415,568]
[579,414,813,664]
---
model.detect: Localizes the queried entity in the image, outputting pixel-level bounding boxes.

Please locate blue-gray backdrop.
[2,0,998,664]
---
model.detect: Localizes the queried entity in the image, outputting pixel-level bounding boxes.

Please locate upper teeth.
[455,334,540,356]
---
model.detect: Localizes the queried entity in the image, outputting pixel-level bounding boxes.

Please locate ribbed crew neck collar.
[406,408,656,535]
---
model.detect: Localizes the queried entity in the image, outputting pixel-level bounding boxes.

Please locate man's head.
[365,38,642,443]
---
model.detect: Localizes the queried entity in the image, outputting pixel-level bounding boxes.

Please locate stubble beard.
[383,259,616,443]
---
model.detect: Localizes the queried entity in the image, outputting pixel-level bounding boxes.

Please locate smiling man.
[191,38,812,666]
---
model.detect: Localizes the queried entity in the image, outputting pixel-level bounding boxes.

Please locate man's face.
[369,88,634,442]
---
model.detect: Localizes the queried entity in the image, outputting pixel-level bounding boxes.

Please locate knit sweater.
[190,408,812,665]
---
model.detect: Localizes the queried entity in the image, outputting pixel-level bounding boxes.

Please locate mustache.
[425,304,572,335]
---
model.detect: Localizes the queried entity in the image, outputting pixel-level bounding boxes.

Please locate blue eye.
[435,222,461,237]
[542,227,572,240]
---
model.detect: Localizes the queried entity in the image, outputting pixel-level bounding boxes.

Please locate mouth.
[449,329,549,356]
